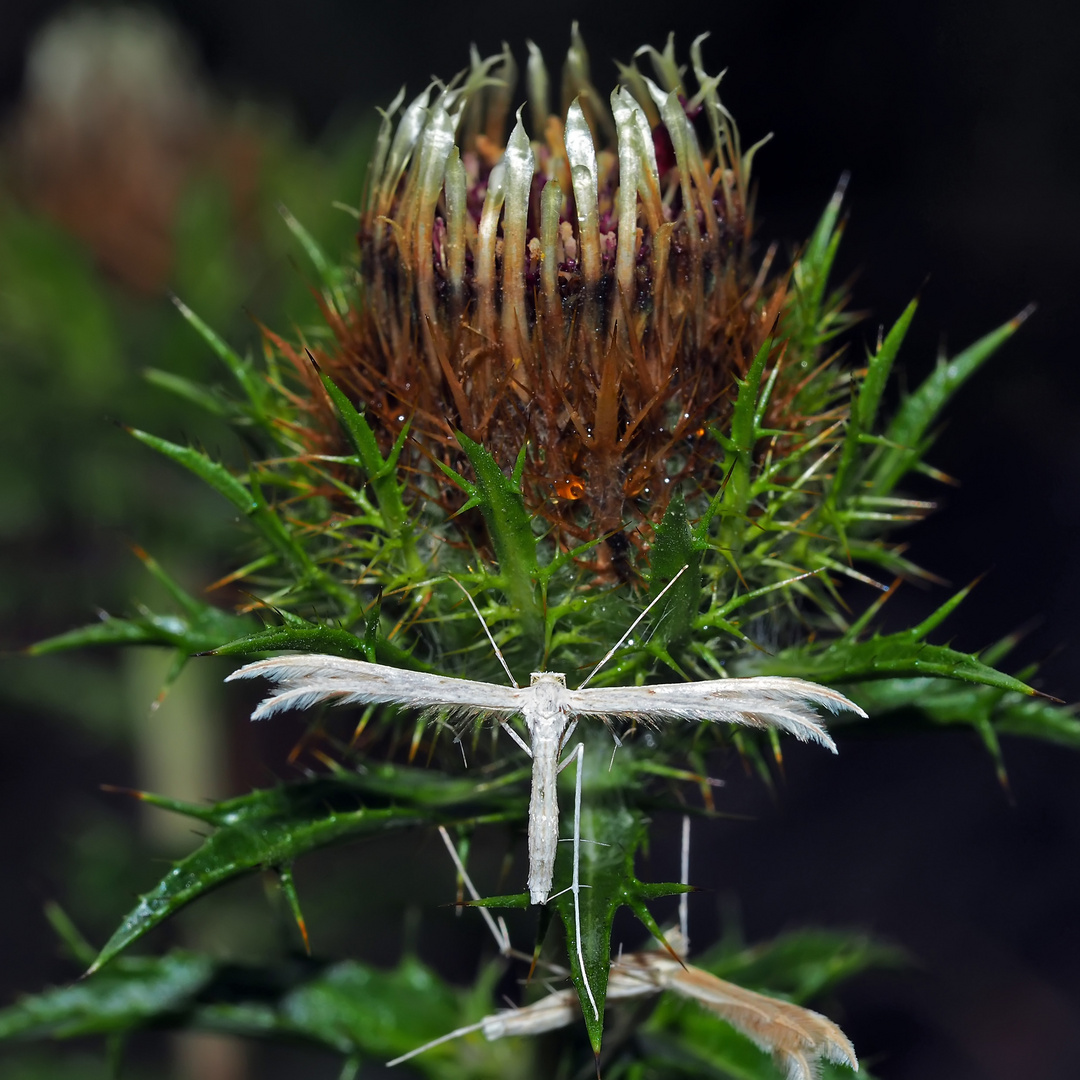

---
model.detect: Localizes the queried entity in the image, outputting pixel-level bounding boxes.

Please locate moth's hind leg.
[557,742,599,1021]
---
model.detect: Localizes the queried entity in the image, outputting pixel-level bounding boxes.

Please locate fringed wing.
[614,953,858,1080]
[226,654,525,721]
[567,676,867,753]
[668,965,858,1080]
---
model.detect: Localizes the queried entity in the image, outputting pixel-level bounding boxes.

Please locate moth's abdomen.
[527,737,561,904]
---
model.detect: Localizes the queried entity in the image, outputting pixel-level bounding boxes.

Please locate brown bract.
[301,32,796,568]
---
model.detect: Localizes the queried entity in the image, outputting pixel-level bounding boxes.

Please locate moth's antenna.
[447,576,519,688]
[578,564,690,689]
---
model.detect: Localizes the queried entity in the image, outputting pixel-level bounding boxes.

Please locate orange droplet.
[555,476,585,500]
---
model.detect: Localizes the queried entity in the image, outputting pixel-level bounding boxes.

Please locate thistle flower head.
[315,28,782,568]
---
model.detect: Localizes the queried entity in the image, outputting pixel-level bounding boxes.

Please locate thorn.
[408,719,424,763]
[1033,688,1066,704]
[658,929,689,972]
[100,783,146,800]
[295,912,311,955]
[279,865,311,956]
[1011,302,1037,328]
[997,764,1015,807]
[768,729,785,778]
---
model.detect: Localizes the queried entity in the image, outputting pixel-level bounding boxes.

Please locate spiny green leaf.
[550,798,635,1053]
[278,203,349,315]
[317,367,415,555]
[826,300,920,520]
[747,582,1038,697]
[752,633,1037,697]
[170,294,267,422]
[872,306,1034,495]
[127,426,351,606]
[454,433,541,635]
[143,367,231,416]
[0,952,215,1039]
[28,609,254,659]
[27,617,182,655]
[270,956,462,1061]
[847,676,1080,749]
[547,736,689,1055]
[789,176,848,351]
[90,769,526,973]
[28,547,255,658]
[649,491,704,648]
[856,297,919,433]
[702,929,905,1002]
[994,696,1080,748]
[212,611,435,671]
[213,623,368,659]
[0,947,469,1072]
[719,337,773,546]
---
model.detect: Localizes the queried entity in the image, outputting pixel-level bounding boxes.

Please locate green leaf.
[548,738,690,1055]
[848,675,1080,749]
[0,952,215,1039]
[268,955,461,1060]
[143,367,231,417]
[872,306,1033,495]
[126,427,350,606]
[170,294,268,424]
[27,548,255,659]
[89,768,526,973]
[0,946,468,1072]
[212,609,435,671]
[993,695,1080,748]
[453,434,541,635]
[212,623,368,659]
[648,491,704,648]
[788,177,849,351]
[856,297,919,433]
[744,585,1039,698]
[702,929,904,1002]
[827,300,919,519]
[317,368,416,563]
[753,633,1036,698]
[716,337,773,549]
[278,203,350,315]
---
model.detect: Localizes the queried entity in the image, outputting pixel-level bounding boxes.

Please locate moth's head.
[530,672,567,688]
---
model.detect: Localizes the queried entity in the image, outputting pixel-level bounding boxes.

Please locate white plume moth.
[226,568,865,908]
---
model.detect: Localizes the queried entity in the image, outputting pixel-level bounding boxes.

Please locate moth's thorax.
[529,671,567,687]
[526,671,571,733]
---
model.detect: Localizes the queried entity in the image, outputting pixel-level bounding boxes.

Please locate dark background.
[1,2,1078,1078]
